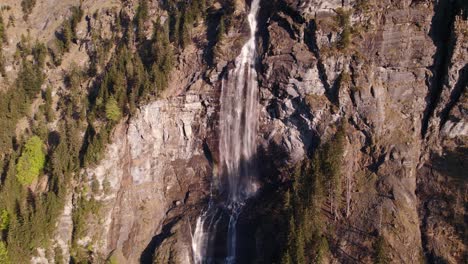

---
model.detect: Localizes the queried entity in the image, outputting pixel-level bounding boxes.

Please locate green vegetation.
[21,0,36,20]
[335,8,352,50]
[106,254,119,264]
[0,241,9,264]
[135,0,149,42]
[71,195,101,261]
[53,5,83,64]
[0,13,5,44]
[0,209,9,231]
[0,36,45,150]
[166,0,207,48]
[0,34,73,263]
[69,6,84,41]
[279,122,346,263]
[105,97,122,122]
[0,14,5,76]
[150,19,174,91]
[0,6,11,12]
[17,58,44,98]
[32,41,47,68]
[374,236,389,264]
[0,1,205,262]
[16,136,46,186]
[216,17,226,43]
[43,86,55,122]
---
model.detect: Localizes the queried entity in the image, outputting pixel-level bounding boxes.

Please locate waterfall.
[192,0,261,263]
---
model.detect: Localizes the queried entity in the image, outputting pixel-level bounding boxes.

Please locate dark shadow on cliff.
[432,147,468,183]
[417,147,467,264]
[140,217,181,264]
[421,0,464,137]
[439,64,468,129]
[202,7,224,67]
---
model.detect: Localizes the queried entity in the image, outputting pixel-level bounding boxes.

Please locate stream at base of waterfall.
[191,0,261,263]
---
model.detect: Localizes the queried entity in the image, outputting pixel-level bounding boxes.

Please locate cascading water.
[192,0,261,263]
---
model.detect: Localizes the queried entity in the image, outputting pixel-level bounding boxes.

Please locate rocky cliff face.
[249,0,467,262]
[84,94,215,263]
[4,0,465,263]
[64,0,467,263]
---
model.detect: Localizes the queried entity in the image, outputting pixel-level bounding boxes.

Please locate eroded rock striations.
[9,0,465,263]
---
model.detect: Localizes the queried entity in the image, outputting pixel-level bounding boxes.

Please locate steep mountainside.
[0,0,466,264]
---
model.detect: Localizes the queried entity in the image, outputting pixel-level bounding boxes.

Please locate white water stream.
[192,0,261,263]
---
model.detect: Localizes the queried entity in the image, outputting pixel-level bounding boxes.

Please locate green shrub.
[106,254,119,264]
[0,209,9,231]
[0,241,9,264]
[16,136,46,186]
[105,97,121,122]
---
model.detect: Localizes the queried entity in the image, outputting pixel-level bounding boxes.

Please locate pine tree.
[316,236,330,263]
[295,224,306,264]
[0,14,5,76]
[0,14,6,43]
[216,17,226,43]
[179,14,190,48]
[135,0,149,42]
[286,215,296,260]
[69,6,84,41]
[44,86,55,122]
[62,21,72,51]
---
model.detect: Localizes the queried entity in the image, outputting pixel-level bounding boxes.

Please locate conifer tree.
[62,21,72,51]
[216,17,226,43]
[286,215,296,260]
[316,236,330,263]
[295,225,306,264]
[0,14,5,76]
